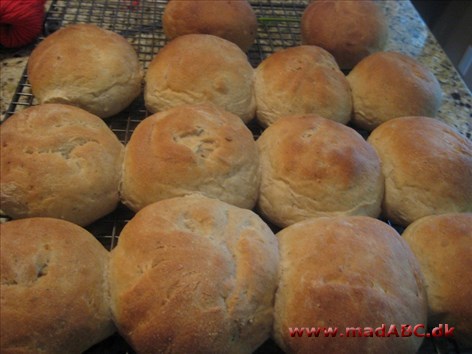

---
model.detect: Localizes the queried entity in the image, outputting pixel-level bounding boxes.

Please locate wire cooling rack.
[3,0,306,248]
[2,1,466,353]
[4,0,305,122]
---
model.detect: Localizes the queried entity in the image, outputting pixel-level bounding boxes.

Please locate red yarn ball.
[0,0,46,48]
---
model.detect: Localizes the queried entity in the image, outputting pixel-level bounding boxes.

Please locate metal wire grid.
[3,0,306,252]
[2,1,465,353]
[4,0,306,137]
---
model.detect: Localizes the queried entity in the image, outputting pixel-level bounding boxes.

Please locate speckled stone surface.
[1,0,471,139]
[0,49,30,118]
[382,0,472,139]
[0,0,52,119]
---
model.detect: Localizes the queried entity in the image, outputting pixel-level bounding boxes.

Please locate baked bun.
[254,45,352,127]
[109,195,279,354]
[301,0,388,70]
[27,23,143,118]
[347,51,442,130]
[163,0,258,52]
[257,114,383,228]
[120,103,260,212]
[367,116,472,227]
[0,218,115,354]
[145,34,256,123]
[0,104,124,226]
[402,213,472,348]
[274,216,427,354]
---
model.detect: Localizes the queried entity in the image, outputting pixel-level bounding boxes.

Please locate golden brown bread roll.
[0,104,124,226]
[120,103,260,212]
[367,116,472,227]
[0,218,115,354]
[274,216,427,354]
[301,0,388,70]
[254,45,352,127]
[145,34,256,123]
[163,0,258,52]
[257,114,384,228]
[347,51,442,130]
[27,24,143,118]
[109,195,279,354]
[402,213,472,348]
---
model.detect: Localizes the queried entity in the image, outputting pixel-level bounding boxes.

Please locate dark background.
[412,0,472,90]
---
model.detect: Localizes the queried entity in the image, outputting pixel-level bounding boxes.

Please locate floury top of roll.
[0,104,124,226]
[254,45,352,127]
[27,23,143,119]
[144,34,256,124]
[0,218,115,354]
[120,103,260,212]
[368,116,472,226]
[257,114,384,228]
[109,195,279,354]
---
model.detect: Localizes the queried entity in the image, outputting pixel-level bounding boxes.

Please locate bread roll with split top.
[120,103,260,212]
[109,195,279,354]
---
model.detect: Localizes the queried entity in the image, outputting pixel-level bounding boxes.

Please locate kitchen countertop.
[1,46,31,117]
[1,0,471,139]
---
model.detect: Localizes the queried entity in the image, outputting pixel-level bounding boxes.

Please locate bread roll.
[145,34,256,123]
[301,0,388,70]
[0,218,115,354]
[27,23,143,118]
[367,116,472,227]
[120,103,260,212]
[163,0,258,52]
[0,104,124,226]
[254,45,352,127]
[347,51,442,130]
[109,195,279,354]
[402,213,472,348]
[257,114,384,228]
[274,216,427,354]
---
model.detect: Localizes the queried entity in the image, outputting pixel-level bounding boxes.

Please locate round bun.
[402,213,472,348]
[301,0,388,70]
[274,216,427,354]
[367,116,472,227]
[145,34,256,123]
[163,0,258,52]
[257,114,384,228]
[120,103,260,211]
[347,51,442,130]
[27,23,143,118]
[0,104,124,226]
[254,45,352,127]
[109,195,279,354]
[0,218,115,354]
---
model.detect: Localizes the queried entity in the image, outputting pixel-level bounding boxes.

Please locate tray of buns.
[1,0,471,353]
[2,0,308,231]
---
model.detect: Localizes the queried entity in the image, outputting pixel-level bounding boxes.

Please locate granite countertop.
[1,47,31,116]
[1,0,471,139]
